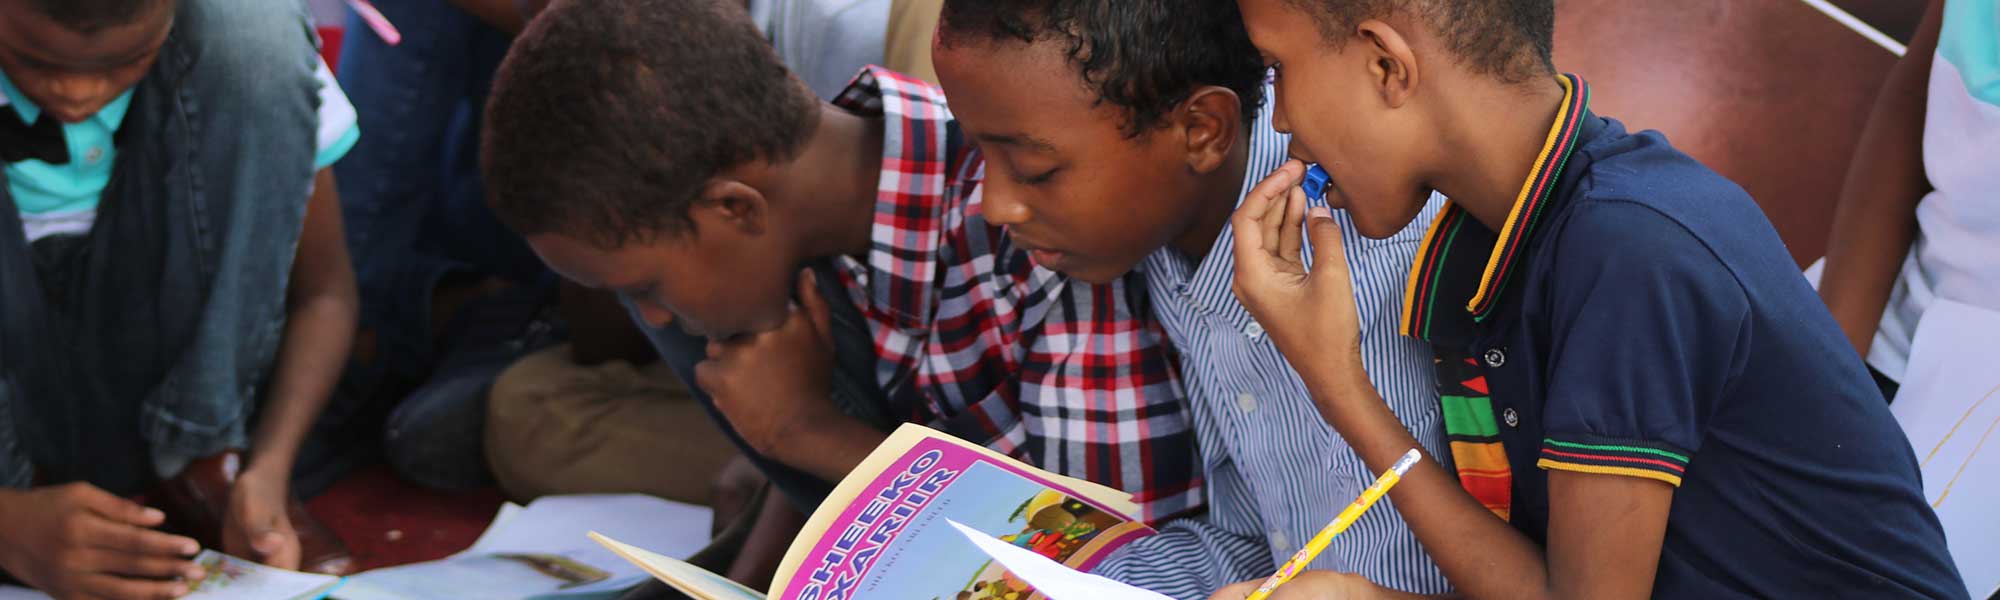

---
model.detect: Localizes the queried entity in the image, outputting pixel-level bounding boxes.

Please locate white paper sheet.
[340,494,713,599]
[1892,298,2000,599]
[948,520,1170,600]
[0,586,46,599]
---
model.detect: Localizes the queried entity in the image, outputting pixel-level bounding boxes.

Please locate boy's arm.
[1229,163,1675,600]
[1818,0,1944,357]
[228,168,358,568]
[698,269,886,482]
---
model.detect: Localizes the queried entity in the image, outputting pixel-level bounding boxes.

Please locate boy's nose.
[41,78,118,123]
[980,181,1033,227]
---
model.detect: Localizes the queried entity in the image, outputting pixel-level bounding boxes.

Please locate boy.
[480,0,1200,525]
[0,0,362,595]
[929,2,1451,597]
[1220,0,1964,597]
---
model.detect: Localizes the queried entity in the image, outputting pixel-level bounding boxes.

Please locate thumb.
[252,530,285,555]
[795,269,834,346]
[1305,206,1348,271]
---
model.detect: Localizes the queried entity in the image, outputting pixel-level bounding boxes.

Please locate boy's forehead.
[0,0,174,70]
[935,38,1119,147]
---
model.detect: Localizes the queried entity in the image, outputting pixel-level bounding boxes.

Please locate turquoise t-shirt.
[0,59,360,239]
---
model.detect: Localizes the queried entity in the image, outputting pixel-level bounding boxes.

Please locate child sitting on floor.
[0,0,363,596]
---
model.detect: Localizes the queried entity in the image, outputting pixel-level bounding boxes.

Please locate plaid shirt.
[829,67,1201,524]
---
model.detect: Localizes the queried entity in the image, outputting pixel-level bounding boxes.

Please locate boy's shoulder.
[1539,116,1796,295]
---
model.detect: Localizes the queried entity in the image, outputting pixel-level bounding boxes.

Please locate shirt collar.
[0,67,135,131]
[828,65,965,330]
[1401,73,1592,343]
[1138,128,1291,333]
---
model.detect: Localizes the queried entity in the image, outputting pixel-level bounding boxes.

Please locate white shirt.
[1869,0,2000,382]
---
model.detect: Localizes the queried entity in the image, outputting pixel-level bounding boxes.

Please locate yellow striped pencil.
[1245,449,1423,600]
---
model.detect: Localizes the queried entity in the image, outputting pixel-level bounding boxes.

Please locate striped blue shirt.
[1092,84,1454,597]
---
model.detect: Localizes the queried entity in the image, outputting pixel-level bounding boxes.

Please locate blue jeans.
[0,0,323,495]
[325,0,555,491]
[334,0,540,384]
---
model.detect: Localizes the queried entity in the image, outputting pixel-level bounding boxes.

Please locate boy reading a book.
[1214,0,1966,597]
[927,1,1452,597]
[0,0,363,596]
[481,0,1199,530]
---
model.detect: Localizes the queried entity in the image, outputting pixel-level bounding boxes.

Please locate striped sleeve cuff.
[1536,435,1692,487]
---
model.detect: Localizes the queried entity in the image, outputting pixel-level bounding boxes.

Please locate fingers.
[68,485,164,528]
[1232,161,1306,258]
[1207,580,1259,600]
[253,530,301,571]
[1304,206,1349,271]
[692,359,722,394]
[77,549,203,581]
[1278,182,1307,263]
[794,269,834,347]
[85,516,198,559]
[77,573,189,600]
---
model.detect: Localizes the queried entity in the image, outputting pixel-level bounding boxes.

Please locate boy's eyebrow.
[975,132,1057,153]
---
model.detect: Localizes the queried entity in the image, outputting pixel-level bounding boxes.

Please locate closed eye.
[1015,168,1060,186]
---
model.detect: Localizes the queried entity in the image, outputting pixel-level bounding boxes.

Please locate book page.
[949,520,1169,600]
[771,424,1152,600]
[589,533,765,600]
[342,494,713,599]
[185,551,341,600]
[0,552,340,600]
[1892,298,2000,599]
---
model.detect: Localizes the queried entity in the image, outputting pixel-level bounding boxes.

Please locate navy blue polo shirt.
[1401,74,1965,598]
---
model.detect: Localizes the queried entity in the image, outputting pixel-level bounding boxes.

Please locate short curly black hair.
[1285,0,1555,84]
[937,0,1267,138]
[31,0,172,33]
[481,0,820,248]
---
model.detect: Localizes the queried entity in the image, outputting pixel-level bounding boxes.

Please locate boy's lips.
[1009,235,1070,268]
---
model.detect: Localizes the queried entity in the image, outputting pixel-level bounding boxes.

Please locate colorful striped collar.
[1401,73,1592,343]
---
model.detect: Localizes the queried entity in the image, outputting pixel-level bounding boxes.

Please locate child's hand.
[0,483,202,600]
[1230,160,1364,371]
[223,464,300,570]
[1209,571,1388,599]
[696,269,842,461]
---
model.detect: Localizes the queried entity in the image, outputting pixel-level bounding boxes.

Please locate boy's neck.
[1169,133,1252,261]
[1427,74,1570,232]
[779,104,884,260]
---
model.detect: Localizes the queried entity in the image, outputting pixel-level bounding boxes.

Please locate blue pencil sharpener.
[1301,164,1330,202]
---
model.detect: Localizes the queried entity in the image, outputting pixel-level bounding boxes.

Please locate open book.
[1,494,714,600]
[0,551,342,600]
[594,424,1158,599]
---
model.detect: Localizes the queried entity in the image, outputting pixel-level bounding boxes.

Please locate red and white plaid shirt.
[830,67,1201,524]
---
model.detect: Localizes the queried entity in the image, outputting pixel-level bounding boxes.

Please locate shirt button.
[1244,320,1265,340]
[1237,392,1258,413]
[1483,348,1507,368]
[1503,407,1520,428]
[1270,530,1291,554]
[84,147,104,164]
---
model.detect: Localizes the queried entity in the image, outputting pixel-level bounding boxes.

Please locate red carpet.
[305,465,506,572]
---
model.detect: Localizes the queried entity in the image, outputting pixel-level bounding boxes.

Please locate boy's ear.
[1357,19,1420,109]
[693,178,769,236]
[1176,86,1242,174]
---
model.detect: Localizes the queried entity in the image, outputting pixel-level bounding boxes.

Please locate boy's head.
[482,0,821,338]
[1236,0,1556,238]
[0,0,176,123]
[932,0,1266,284]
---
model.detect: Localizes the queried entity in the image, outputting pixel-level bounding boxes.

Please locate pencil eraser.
[1301,164,1330,202]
